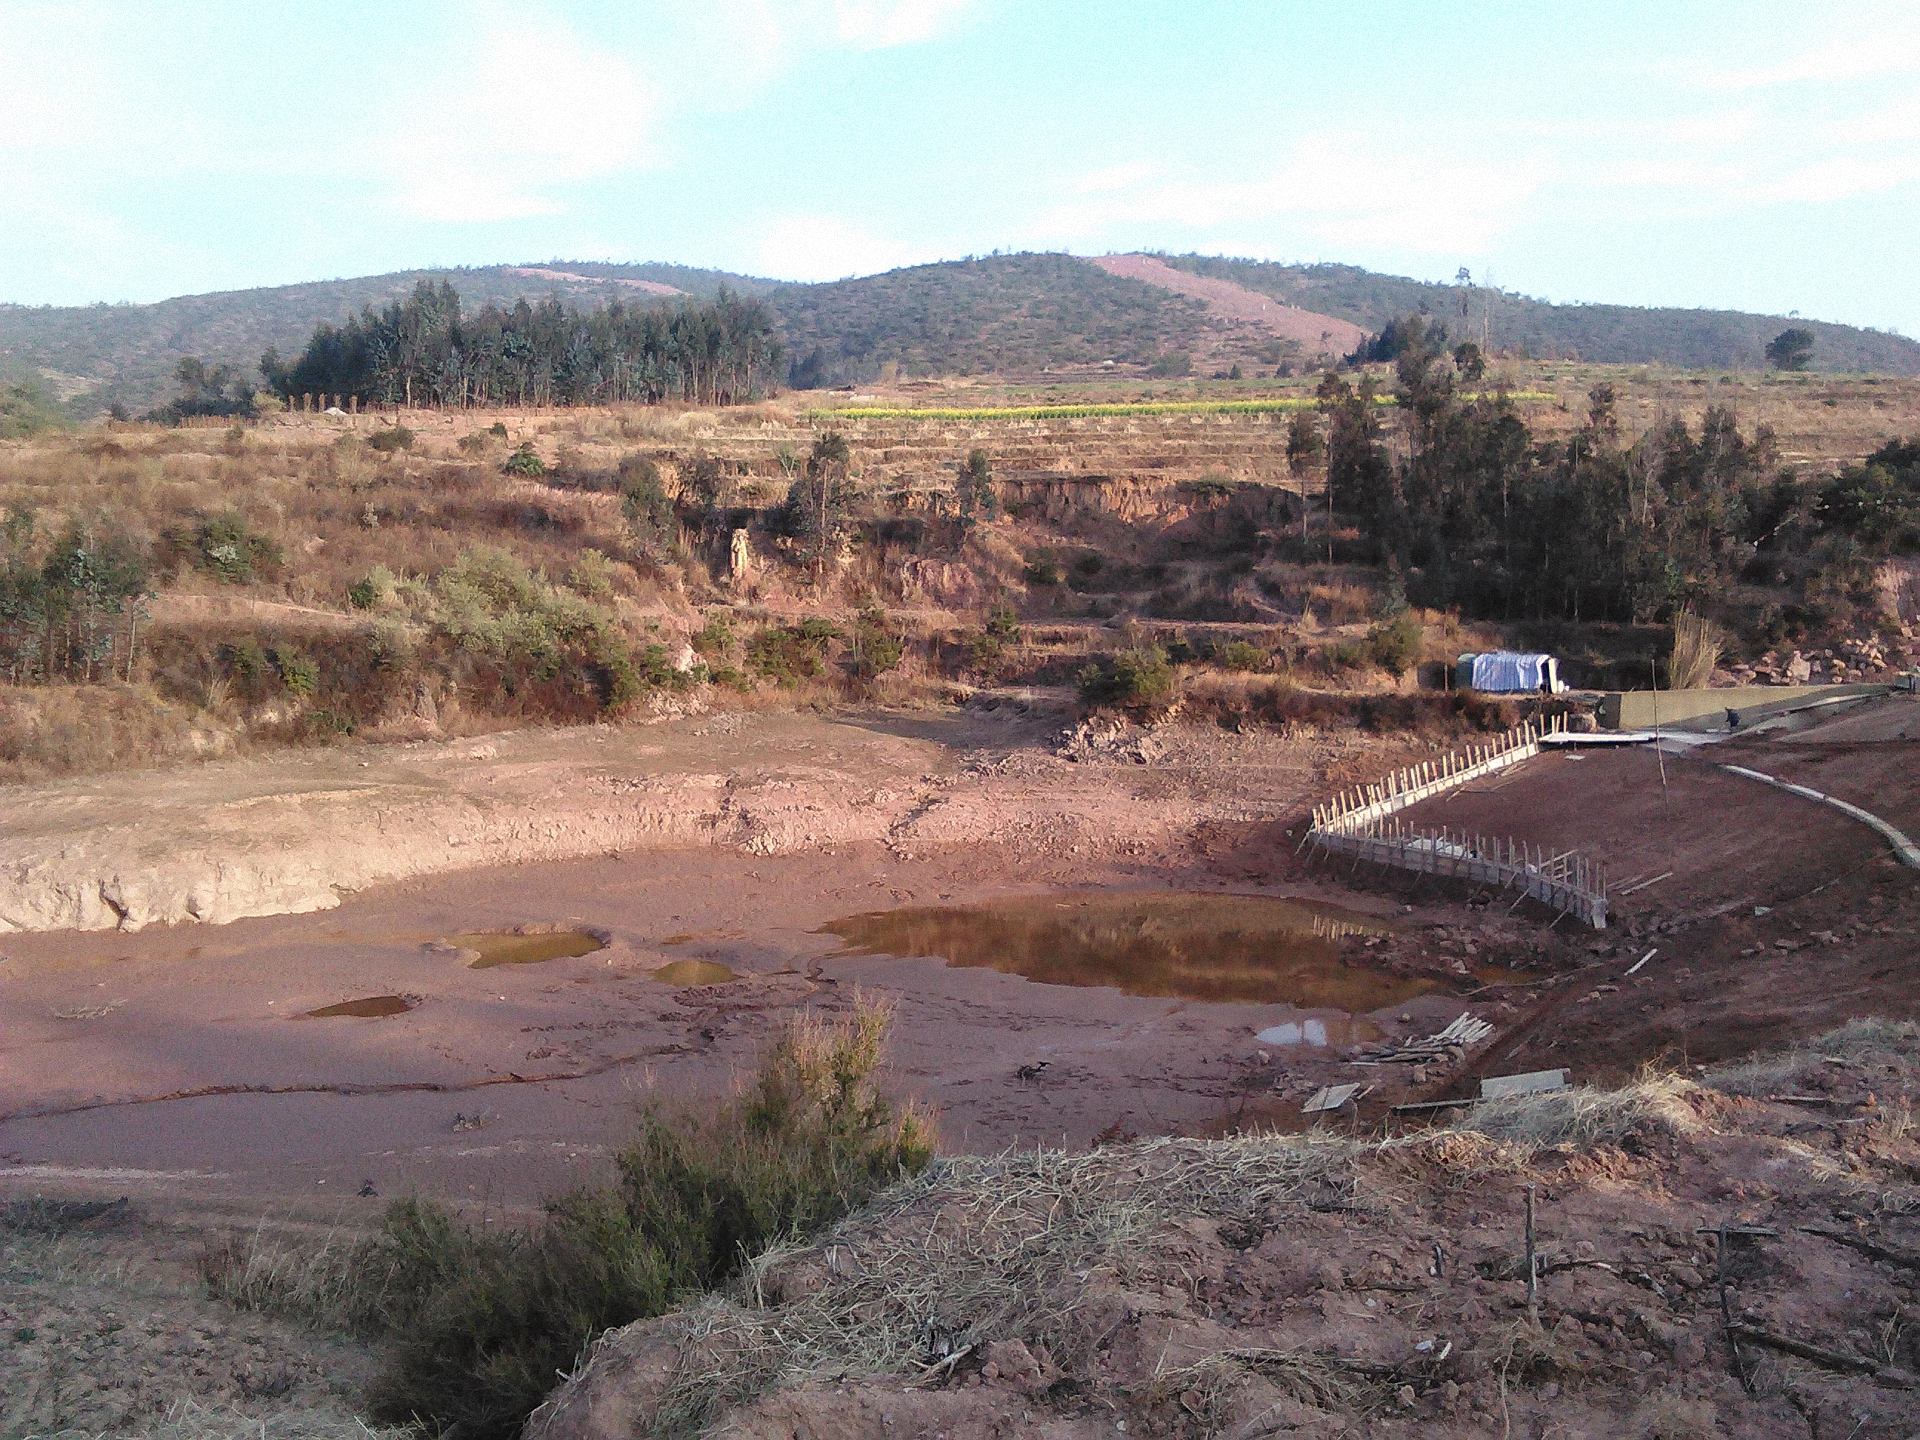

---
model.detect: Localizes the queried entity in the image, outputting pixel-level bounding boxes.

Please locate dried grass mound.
[528,1132,1362,1437]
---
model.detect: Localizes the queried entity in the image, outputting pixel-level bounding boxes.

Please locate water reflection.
[819,891,1427,1008]
[451,931,607,969]
[1255,1015,1381,1047]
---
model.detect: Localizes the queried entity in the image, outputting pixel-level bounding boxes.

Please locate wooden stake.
[1525,1184,1539,1324]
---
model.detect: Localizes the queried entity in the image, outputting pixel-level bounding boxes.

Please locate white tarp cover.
[1461,652,1556,692]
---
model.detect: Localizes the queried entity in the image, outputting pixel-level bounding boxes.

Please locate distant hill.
[0,263,761,418]
[767,252,1210,382]
[1157,255,1920,375]
[4,251,1915,418]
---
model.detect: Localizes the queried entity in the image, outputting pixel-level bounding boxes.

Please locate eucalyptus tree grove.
[267,281,783,408]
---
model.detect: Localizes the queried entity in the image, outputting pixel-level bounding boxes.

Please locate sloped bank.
[0,710,1322,933]
[530,1022,1920,1440]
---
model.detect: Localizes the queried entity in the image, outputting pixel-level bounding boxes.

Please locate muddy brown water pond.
[649,960,738,986]
[303,995,414,1019]
[452,931,607,969]
[820,891,1429,1009]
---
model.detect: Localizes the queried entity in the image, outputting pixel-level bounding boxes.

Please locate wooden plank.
[1303,1083,1363,1114]
[1480,1069,1568,1100]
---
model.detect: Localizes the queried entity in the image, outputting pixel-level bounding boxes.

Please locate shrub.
[567,548,616,600]
[618,456,675,557]
[1024,559,1060,586]
[692,615,734,657]
[1215,640,1268,671]
[302,708,356,739]
[273,647,318,698]
[224,636,271,691]
[748,619,838,684]
[174,512,282,584]
[851,608,903,677]
[488,421,509,439]
[1365,612,1424,677]
[347,564,399,611]
[1077,647,1174,709]
[1325,640,1368,670]
[502,442,547,477]
[363,999,930,1438]
[368,426,414,453]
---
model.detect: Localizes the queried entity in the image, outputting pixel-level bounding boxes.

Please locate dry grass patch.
[1705,1017,1920,1097]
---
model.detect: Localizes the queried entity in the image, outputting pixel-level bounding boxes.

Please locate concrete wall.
[1599,683,1891,730]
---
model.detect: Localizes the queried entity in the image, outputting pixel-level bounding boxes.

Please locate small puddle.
[1256,1016,1382,1048]
[451,931,607,969]
[818,891,1424,1008]
[649,960,738,987]
[1474,966,1546,989]
[303,995,413,1019]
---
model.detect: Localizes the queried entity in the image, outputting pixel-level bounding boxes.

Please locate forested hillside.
[6,250,1917,419]
[0,264,757,419]
[1160,255,1920,375]
[769,253,1206,385]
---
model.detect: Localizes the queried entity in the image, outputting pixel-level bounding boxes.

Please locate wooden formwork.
[1306,715,1610,929]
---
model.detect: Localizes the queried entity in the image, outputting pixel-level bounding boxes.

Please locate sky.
[3,0,1918,332]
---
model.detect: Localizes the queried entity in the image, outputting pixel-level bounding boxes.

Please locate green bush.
[272,647,318,698]
[618,456,675,556]
[347,576,380,609]
[368,426,414,453]
[1214,640,1268,671]
[1076,647,1175,709]
[1325,640,1368,670]
[1024,559,1060,586]
[301,708,356,739]
[747,619,838,684]
[225,636,271,690]
[1366,612,1425,677]
[361,1000,930,1439]
[692,616,735,657]
[501,442,547,477]
[851,609,904,677]
[180,513,281,584]
[567,549,616,600]
[488,421,509,439]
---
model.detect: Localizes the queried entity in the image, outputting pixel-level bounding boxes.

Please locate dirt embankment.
[0,706,1296,934]
[533,1025,1920,1440]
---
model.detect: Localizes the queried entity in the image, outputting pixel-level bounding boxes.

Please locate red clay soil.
[1087,254,1367,358]
[536,1040,1920,1440]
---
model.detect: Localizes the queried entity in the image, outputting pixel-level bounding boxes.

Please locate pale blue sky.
[3,1,1917,331]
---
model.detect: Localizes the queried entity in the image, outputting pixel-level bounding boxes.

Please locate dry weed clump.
[557,1131,1363,1434]
[1451,1071,1704,1149]
[112,1397,419,1440]
[1705,1017,1920,1097]
[0,681,232,782]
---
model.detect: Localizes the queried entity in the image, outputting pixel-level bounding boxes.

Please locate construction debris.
[1301,1082,1366,1114]
[1350,1012,1494,1066]
[1479,1069,1569,1100]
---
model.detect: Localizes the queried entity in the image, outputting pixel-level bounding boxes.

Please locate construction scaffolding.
[1305,716,1610,929]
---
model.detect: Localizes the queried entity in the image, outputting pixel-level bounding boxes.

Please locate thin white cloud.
[755,215,928,280]
[1073,160,1163,195]
[382,18,658,223]
[833,0,972,49]
[1686,8,1920,90]
[1043,135,1551,255]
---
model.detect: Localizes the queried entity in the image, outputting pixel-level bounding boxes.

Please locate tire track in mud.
[0,1041,697,1125]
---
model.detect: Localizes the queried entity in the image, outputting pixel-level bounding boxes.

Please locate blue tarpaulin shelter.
[1457,652,1565,693]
